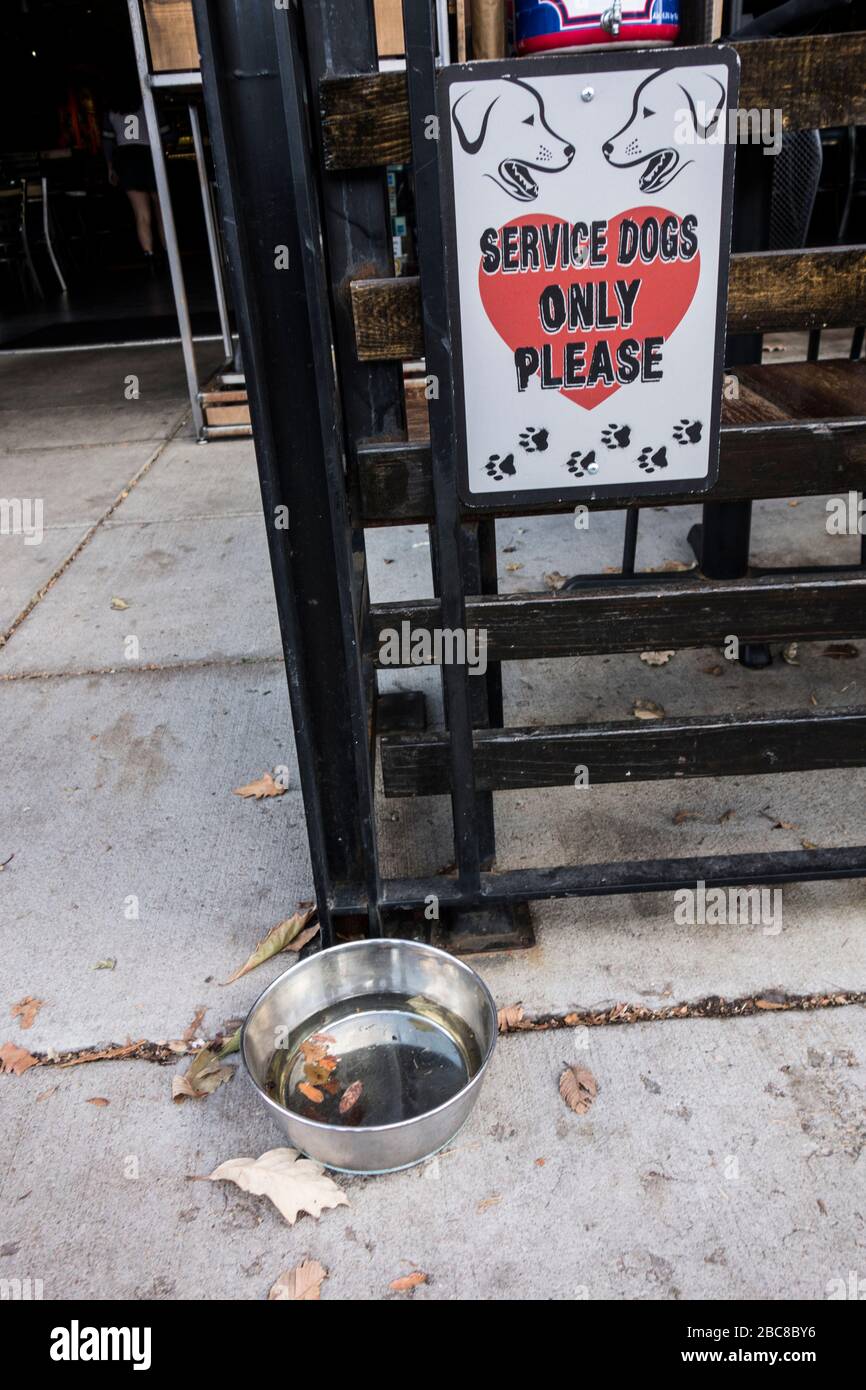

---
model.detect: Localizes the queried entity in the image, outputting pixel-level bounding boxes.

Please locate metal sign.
[439,46,739,508]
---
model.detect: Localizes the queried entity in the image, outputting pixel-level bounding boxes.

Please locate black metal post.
[692,139,773,668]
[193,0,382,940]
[401,0,482,896]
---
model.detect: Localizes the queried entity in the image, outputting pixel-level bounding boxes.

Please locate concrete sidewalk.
[1,345,864,1301]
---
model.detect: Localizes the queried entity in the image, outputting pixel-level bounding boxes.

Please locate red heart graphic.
[478,207,700,410]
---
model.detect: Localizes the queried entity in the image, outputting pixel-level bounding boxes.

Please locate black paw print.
[637,445,669,474]
[518,426,549,453]
[673,419,703,445]
[601,422,631,450]
[485,452,516,482]
[566,448,596,478]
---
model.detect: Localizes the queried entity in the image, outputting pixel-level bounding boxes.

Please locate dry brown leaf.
[339,1080,363,1114]
[304,1062,333,1085]
[110,596,129,610]
[36,1086,57,1102]
[544,571,568,592]
[703,664,723,676]
[298,1082,324,1104]
[233,772,287,800]
[208,1147,348,1225]
[644,559,694,573]
[497,1003,524,1033]
[672,809,697,825]
[52,1039,146,1069]
[823,643,859,660]
[172,1046,234,1102]
[477,1194,501,1212]
[0,1042,39,1075]
[389,1271,427,1292]
[633,698,665,721]
[11,996,43,1030]
[773,820,797,832]
[505,561,523,573]
[781,642,800,666]
[640,650,675,666]
[755,998,786,1011]
[559,1065,598,1115]
[285,922,321,955]
[222,908,316,984]
[182,1006,208,1043]
[86,1097,110,1107]
[268,1259,327,1301]
[801,839,818,851]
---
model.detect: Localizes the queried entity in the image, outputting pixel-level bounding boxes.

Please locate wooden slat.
[350,249,866,361]
[369,570,866,664]
[356,360,866,521]
[200,389,248,404]
[736,360,866,419]
[351,275,420,360]
[357,417,866,524]
[321,32,866,171]
[204,404,251,426]
[380,708,866,797]
[728,249,866,334]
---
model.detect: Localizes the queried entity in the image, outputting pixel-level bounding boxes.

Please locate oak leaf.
[208,1148,348,1226]
[233,772,287,800]
[0,1042,39,1075]
[640,650,675,666]
[11,996,43,1030]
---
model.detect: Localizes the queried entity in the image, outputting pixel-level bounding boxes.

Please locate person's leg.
[150,192,166,250]
[126,188,153,254]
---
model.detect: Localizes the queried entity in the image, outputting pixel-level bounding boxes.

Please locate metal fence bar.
[193,0,381,941]
[401,0,481,895]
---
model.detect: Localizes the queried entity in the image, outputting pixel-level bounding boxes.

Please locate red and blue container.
[515,1,680,55]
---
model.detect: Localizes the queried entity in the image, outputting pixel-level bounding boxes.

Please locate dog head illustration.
[452,77,575,202]
[603,69,726,193]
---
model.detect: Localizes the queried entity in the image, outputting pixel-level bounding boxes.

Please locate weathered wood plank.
[358,419,866,525]
[351,275,421,360]
[380,707,866,797]
[321,32,866,171]
[369,571,866,663]
[350,248,866,360]
[727,249,866,334]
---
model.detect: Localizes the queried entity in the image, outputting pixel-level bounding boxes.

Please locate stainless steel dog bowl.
[241,938,498,1174]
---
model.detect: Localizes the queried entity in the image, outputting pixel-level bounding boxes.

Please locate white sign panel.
[439,46,739,507]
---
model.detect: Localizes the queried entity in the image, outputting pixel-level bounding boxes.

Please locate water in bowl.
[266,991,483,1127]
